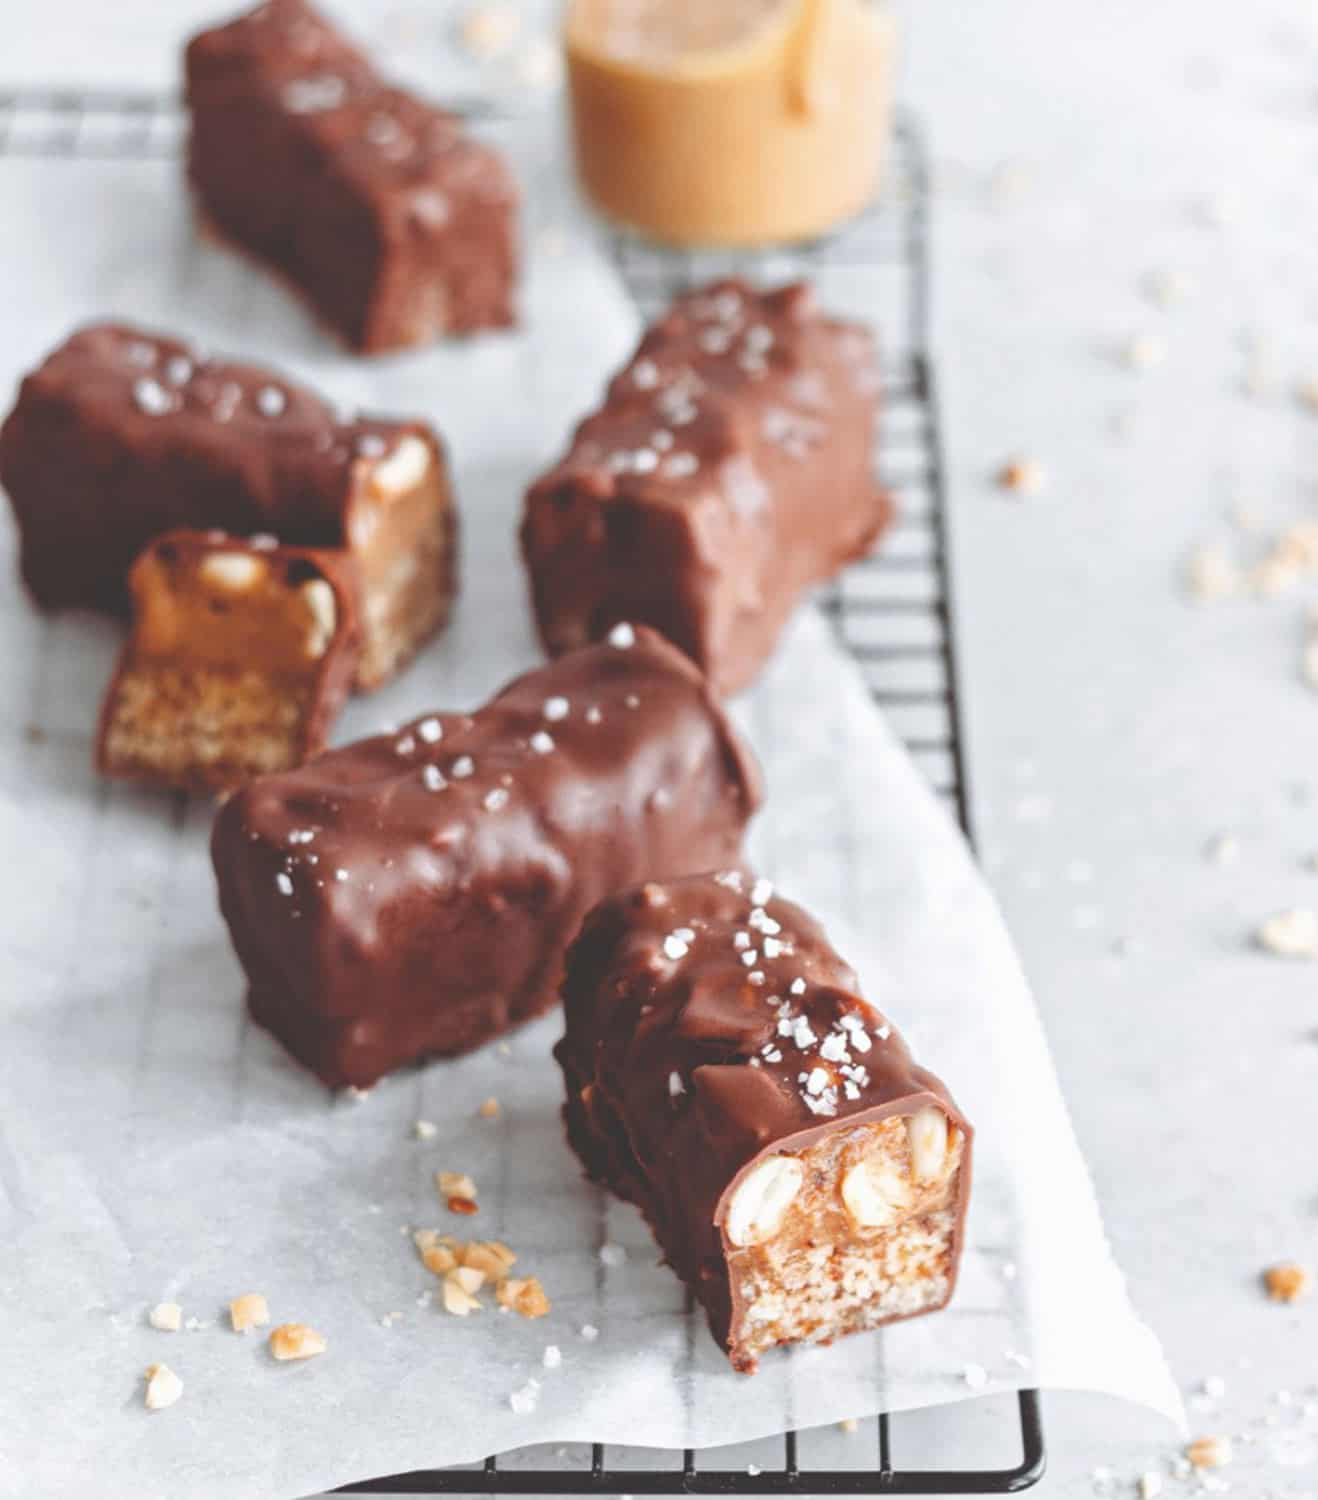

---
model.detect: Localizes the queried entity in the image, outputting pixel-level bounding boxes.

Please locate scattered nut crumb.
[1144,268,1195,307]
[1263,1261,1312,1303]
[509,1378,540,1415]
[478,1097,501,1119]
[143,1362,183,1411]
[413,1119,437,1140]
[1204,833,1239,865]
[463,1240,517,1278]
[423,1243,459,1276]
[1122,333,1168,370]
[438,1171,477,1204]
[1186,1435,1232,1470]
[1255,908,1318,958]
[449,1197,479,1216]
[268,1323,327,1361]
[838,1417,858,1434]
[1185,544,1240,601]
[996,457,1046,496]
[147,1302,182,1333]
[459,1,519,59]
[230,1293,271,1334]
[442,1269,483,1316]
[497,1276,551,1319]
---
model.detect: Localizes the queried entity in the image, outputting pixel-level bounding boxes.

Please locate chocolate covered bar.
[212,626,761,1088]
[97,531,360,792]
[185,0,518,351]
[0,323,456,689]
[521,279,892,696]
[556,871,971,1373]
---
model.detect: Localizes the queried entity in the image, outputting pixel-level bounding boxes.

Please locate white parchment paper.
[0,119,1181,1500]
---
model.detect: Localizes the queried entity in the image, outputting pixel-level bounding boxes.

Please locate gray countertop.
[5,1,1317,1494]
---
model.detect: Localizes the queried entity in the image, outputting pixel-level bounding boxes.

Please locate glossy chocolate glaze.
[186,0,518,350]
[0,322,443,614]
[211,627,761,1088]
[556,871,972,1370]
[521,279,893,696]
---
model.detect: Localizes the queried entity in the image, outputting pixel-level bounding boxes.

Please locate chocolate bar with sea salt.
[185,0,518,351]
[0,322,456,689]
[521,279,892,696]
[211,626,762,1089]
[556,871,972,1373]
[97,530,360,792]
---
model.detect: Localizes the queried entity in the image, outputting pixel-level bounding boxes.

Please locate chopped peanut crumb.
[996,457,1046,496]
[437,1170,477,1203]
[144,1362,183,1410]
[269,1323,327,1361]
[838,1417,859,1434]
[496,1276,551,1319]
[442,1270,483,1316]
[147,1302,182,1333]
[423,1243,459,1276]
[478,1097,501,1119]
[462,1241,517,1278]
[1186,1436,1232,1470]
[448,1196,479,1216]
[229,1293,271,1334]
[1263,1261,1312,1303]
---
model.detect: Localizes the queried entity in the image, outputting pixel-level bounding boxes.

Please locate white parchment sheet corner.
[0,119,1181,1500]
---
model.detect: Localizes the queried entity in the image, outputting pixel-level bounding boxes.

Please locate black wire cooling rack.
[0,89,1043,1497]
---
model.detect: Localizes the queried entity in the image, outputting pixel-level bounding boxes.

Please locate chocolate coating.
[0,322,445,617]
[556,871,972,1369]
[211,628,761,1088]
[521,279,892,696]
[185,0,518,351]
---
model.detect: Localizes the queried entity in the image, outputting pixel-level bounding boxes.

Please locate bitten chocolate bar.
[185,0,518,351]
[211,626,762,1089]
[97,531,360,792]
[521,279,892,696]
[0,323,457,689]
[556,871,972,1373]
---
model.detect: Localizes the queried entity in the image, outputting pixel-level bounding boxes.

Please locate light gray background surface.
[3,1,1316,1495]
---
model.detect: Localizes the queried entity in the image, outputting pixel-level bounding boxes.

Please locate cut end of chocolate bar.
[555,871,971,1372]
[348,433,458,690]
[722,1110,966,1372]
[98,531,360,792]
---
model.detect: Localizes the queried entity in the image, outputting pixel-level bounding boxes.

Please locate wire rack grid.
[0,88,1043,1496]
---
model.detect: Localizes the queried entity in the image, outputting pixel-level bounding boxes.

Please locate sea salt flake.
[132,378,172,416]
[789,978,807,996]
[608,622,636,649]
[529,731,554,755]
[257,385,286,418]
[275,872,294,896]
[750,878,773,906]
[283,74,346,113]
[543,696,570,721]
[663,935,689,961]
[804,1067,829,1096]
[484,788,509,812]
[417,718,443,743]
[668,1071,685,1097]
[422,765,447,791]
[451,756,475,779]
